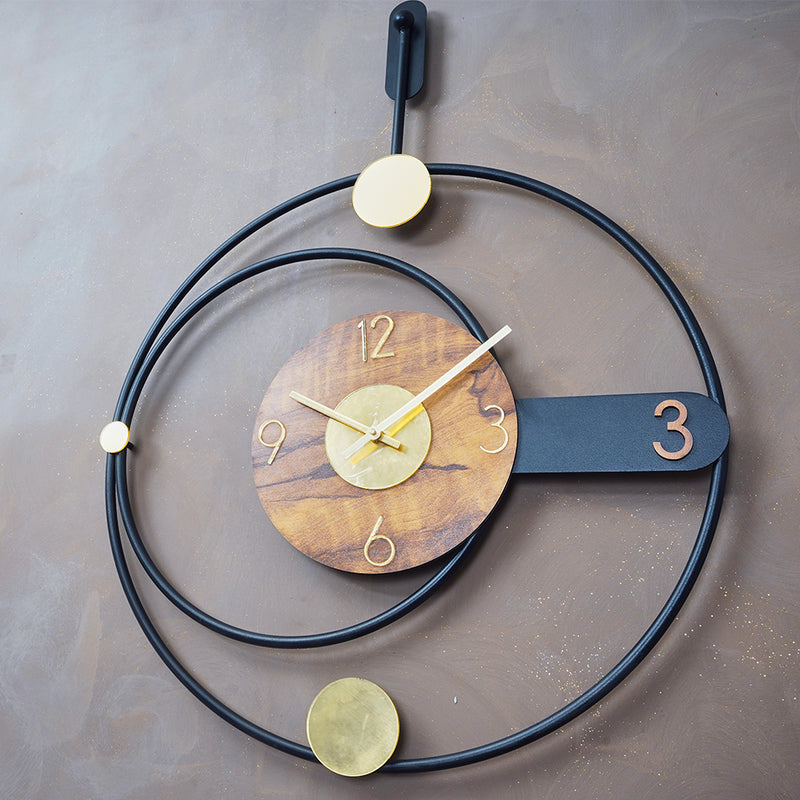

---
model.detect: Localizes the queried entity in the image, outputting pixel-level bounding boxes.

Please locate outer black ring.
[105,164,728,772]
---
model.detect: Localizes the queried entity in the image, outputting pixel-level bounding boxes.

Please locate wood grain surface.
[252,310,517,572]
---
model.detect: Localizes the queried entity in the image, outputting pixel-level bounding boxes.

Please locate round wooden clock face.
[251,309,517,573]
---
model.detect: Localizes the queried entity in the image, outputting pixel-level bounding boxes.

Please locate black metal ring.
[113,246,492,648]
[105,164,728,772]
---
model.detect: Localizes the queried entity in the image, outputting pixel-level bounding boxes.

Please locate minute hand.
[341,325,512,459]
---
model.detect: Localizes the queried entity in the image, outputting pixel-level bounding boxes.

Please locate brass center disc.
[306,677,400,777]
[325,384,431,490]
[351,153,432,227]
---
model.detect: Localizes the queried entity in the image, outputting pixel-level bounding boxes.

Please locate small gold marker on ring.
[99,420,130,453]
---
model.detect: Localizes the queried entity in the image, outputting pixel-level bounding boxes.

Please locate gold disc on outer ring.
[352,153,432,227]
[99,420,130,453]
[306,677,400,777]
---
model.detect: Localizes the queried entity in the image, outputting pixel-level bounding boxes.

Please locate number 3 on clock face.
[480,405,510,454]
[250,310,518,574]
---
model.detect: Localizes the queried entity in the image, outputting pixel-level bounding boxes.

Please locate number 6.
[363,515,396,567]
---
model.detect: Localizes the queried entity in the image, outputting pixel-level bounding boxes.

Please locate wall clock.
[101,2,730,777]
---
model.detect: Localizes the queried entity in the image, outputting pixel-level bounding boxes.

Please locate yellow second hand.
[349,405,426,466]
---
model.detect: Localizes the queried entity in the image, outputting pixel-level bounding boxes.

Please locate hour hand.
[289,391,403,450]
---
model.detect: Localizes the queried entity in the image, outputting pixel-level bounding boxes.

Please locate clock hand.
[342,325,512,460]
[289,391,403,450]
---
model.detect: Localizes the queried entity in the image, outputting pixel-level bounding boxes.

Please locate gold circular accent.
[352,154,432,227]
[306,677,399,777]
[99,420,130,453]
[325,384,431,490]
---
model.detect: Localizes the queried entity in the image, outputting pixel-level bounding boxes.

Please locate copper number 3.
[653,399,693,460]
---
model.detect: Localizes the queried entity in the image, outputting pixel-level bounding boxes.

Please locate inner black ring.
[105,164,728,772]
[114,247,491,648]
